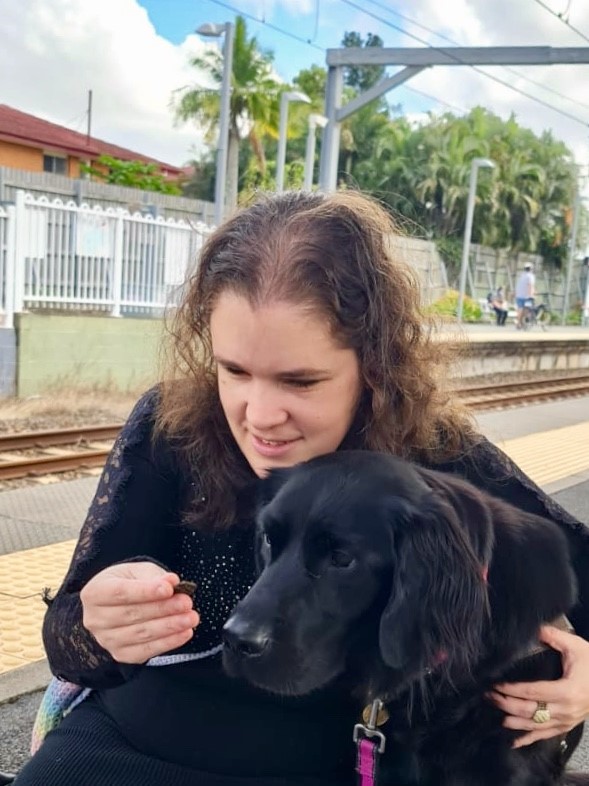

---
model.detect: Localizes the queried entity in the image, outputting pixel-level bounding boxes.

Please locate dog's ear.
[378,492,489,682]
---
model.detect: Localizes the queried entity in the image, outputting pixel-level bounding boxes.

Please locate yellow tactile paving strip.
[0,422,588,676]
[496,422,589,489]
[0,540,75,674]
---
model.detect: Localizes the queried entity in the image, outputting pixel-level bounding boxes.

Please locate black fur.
[223,451,587,786]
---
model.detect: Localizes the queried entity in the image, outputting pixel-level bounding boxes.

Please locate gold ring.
[532,701,551,724]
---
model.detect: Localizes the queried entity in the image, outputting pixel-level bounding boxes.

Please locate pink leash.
[353,567,489,785]
[354,699,386,786]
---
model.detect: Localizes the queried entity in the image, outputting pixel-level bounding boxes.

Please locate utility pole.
[86,89,93,143]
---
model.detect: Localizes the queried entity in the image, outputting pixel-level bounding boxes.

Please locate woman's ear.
[378,493,489,682]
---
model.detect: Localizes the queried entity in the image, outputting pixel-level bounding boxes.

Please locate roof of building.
[0,104,182,176]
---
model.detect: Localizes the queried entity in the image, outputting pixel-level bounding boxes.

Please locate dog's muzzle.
[222,615,271,658]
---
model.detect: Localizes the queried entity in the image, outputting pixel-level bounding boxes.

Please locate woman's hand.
[487,625,589,748]
[80,562,200,664]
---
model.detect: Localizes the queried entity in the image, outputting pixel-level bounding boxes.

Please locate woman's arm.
[42,389,187,689]
[439,436,589,638]
[440,436,589,744]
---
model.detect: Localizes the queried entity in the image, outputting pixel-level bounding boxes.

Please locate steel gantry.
[318,46,589,192]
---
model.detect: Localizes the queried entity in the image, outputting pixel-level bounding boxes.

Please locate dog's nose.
[222,616,270,658]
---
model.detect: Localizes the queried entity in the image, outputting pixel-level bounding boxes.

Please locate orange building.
[0,104,182,180]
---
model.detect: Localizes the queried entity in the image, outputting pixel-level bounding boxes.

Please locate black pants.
[13,697,343,786]
[493,307,508,326]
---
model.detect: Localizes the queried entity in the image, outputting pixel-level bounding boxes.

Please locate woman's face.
[210,291,362,478]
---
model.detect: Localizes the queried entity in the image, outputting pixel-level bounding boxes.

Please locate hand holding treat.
[80,562,200,664]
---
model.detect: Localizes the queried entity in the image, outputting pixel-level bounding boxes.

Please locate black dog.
[223,451,587,786]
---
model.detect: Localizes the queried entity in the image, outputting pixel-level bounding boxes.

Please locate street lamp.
[562,179,589,325]
[196,21,234,226]
[276,90,311,192]
[303,114,328,190]
[457,157,495,322]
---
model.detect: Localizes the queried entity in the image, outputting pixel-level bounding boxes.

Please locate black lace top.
[42,387,589,690]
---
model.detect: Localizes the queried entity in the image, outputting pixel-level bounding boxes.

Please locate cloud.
[386,0,589,166]
[1,0,588,174]
[0,0,211,166]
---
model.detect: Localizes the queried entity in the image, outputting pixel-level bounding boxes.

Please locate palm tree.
[172,16,281,211]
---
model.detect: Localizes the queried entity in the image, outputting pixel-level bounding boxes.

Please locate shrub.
[426,289,482,322]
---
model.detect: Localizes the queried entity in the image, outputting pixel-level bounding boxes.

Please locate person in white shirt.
[514,263,535,329]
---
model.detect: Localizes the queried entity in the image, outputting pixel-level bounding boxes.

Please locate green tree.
[81,155,181,194]
[341,31,385,91]
[172,16,281,212]
[337,32,391,186]
[180,156,216,202]
[363,107,577,267]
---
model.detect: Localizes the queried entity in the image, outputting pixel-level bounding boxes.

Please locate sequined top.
[42,387,589,690]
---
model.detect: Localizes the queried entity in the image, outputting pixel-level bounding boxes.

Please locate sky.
[1,0,589,176]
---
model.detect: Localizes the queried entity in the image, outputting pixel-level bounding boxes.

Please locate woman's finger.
[114,627,198,664]
[98,610,200,662]
[85,592,194,627]
[486,690,544,723]
[512,725,569,749]
[502,713,559,733]
[492,679,566,703]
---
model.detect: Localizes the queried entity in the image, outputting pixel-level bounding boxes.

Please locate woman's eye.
[330,550,354,568]
[287,379,319,389]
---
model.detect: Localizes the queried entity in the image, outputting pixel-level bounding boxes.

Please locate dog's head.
[222,451,491,697]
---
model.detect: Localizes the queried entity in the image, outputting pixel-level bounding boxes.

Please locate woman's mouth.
[251,434,299,458]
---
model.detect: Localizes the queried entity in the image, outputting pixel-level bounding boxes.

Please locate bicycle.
[521,296,551,331]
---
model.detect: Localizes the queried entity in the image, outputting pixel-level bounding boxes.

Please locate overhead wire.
[361,0,589,114]
[205,0,324,51]
[339,0,589,128]
[532,0,589,44]
[309,0,320,44]
[204,0,589,125]
[204,0,468,114]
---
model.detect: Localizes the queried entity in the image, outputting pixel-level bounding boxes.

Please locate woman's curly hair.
[157,190,476,528]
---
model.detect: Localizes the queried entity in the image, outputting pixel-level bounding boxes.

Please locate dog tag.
[362,704,389,727]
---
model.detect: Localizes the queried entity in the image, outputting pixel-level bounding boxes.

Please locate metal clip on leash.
[353,698,387,786]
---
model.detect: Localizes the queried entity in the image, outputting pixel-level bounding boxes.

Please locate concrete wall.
[454,337,589,379]
[14,313,164,396]
[0,327,16,396]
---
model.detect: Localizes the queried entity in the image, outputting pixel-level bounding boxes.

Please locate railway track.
[0,374,588,481]
[459,373,589,410]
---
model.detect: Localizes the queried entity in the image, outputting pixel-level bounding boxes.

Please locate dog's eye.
[259,531,272,559]
[330,549,354,568]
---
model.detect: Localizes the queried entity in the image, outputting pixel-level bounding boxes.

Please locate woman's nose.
[245,383,288,429]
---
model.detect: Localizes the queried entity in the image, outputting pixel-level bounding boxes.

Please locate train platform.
[445,323,589,343]
[438,322,589,378]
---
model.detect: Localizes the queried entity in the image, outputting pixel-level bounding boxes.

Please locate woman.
[15,191,589,785]
[489,286,508,326]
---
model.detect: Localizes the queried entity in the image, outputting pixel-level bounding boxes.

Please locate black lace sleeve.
[42,388,182,689]
[435,436,589,639]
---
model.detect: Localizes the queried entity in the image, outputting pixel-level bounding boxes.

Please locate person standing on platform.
[515,263,535,329]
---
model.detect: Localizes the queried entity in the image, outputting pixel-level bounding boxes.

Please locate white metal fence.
[0,205,9,322]
[0,191,214,328]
